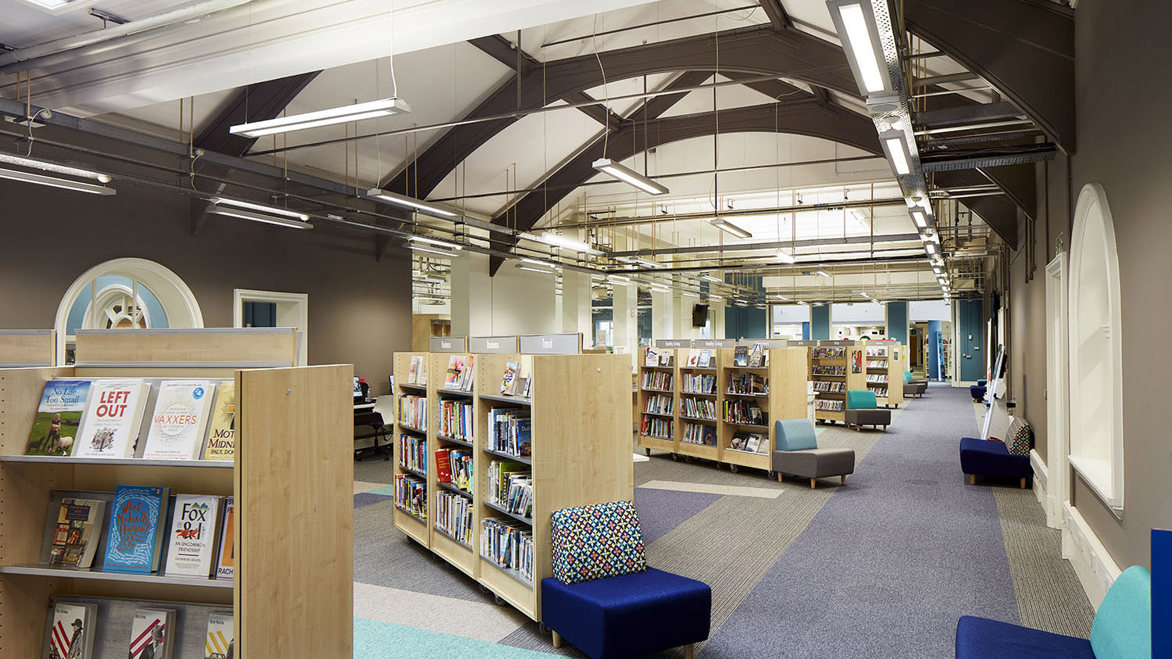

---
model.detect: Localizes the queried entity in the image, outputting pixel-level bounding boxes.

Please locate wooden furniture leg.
[810,478,816,490]
[776,473,783,482]
[1020,477,1027,489]
[840,475,847,485]
[683,644,694,659]
[970,474,976,485]
[552,631,563,648]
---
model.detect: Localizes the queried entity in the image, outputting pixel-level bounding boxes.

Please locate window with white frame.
[1067,184,1125,514]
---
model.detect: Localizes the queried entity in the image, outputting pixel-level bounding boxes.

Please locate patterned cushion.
[551,501,647,585]
[1007,421,1033,456]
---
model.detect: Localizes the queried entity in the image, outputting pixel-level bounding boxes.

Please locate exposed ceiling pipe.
[0,0,257,73]
[608,232,923,257]
[551,197,906,230]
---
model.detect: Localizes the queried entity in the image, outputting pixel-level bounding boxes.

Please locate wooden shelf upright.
[864,341,905,407]
[811,342,867,424]
[636,348,678,456]
[0,328,353,658]
[718,346,808,472]
[0,329,56,367]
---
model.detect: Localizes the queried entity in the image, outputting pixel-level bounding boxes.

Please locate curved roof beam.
[486,98,880,274]
[383,24,860,199]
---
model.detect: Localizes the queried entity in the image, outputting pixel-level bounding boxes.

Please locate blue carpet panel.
[634,486,722,545]
[354,492,391,509]
[701,385,1019,658]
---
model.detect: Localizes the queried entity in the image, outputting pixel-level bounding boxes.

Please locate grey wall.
[1007,0,1172,569]
[0,179,412,396]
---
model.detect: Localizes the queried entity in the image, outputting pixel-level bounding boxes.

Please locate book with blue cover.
[102,485,170,574]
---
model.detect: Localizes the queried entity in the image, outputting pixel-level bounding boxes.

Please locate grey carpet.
[354,454,395,484]
[701,385,1020,658]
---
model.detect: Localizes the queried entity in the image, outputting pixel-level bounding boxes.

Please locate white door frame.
[233,289,308,366]
[1045,253,1070,528]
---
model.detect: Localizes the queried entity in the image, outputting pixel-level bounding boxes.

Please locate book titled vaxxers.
[142,381,216,460]
[102,485,170,574]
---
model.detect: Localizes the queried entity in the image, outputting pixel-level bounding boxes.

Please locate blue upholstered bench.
[959,436,1031,488]
[970,379,988,402]
[541,501,712,659]
[955,565,1151,658]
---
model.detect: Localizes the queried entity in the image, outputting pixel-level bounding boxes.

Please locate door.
[957,300,985,382]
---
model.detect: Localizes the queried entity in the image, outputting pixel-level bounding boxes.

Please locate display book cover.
[101,485,170,574]
[200,380,236,461]
[204,609,234,659]
[26,379,92,457]
[43,600,97,659]
[128,607,176,659]
[44,496,107,570]
[216,496,235,580]
[163,494,224,578]
[72,379,152,459]
[142,380,217,460]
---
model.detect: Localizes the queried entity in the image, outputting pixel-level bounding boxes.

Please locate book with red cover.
[435,449,453,483]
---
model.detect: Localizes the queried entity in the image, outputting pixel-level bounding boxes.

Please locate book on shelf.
[487,408,532,457]
[659,351,673,367]
[41,495,106,569]
[204,609,234,659]
[729,432,768,454]
[201,380,236,461]
[141,380,217,461]
[644,348,659,367]
[686,350,699,368]
[488,460,532,518]
[73,379,152,459]
[747,343,765,367]
[723,400,766,426]
[499,361,518,395]
[519,355,534,397]
[398,434,427,473]
[481,518,533,582]
[435,449,452,483]
[216,497,235,580]
[435,490,474,546]
[700,349,712,368]
[436,448,473,492]
[640,415,673,440]
[102,485,169,574]
[681,423,716,446]
[394,475,427,520]
[439,399,474,440]
[26,378,92,457]
[128,607,175,659]
[398,395,427,430]
[44,600,97,659]
[733,346,749,366]
[163,494,223,578]
[444,355,466,388]
[643,394,673,416]
[407,356,421,384]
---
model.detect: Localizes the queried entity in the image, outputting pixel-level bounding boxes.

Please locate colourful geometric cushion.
[550,501,647,585]
[1007,421,1033,456]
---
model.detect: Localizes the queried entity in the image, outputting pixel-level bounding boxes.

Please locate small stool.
[541,568,711,659]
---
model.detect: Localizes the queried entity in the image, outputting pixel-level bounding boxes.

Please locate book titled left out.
[26,379,92,456]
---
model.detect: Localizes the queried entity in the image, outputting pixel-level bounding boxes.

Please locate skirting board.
[1062,502,1122,609]
[1028,449,1059,526]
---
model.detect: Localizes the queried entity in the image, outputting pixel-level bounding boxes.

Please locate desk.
[354,401,391,460]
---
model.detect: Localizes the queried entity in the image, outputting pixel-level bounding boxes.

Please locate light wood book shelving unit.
[811,344,867,424]
[865,342,905,407]
[392,350,633,622]
[636,348,679,456]
[391,352,431,548]
[0,329,56,367]
[676,349,721,463]
[0,328,353,658]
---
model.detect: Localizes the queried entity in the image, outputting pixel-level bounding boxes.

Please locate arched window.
[55,258,203,363]
[1068,184,1124,515]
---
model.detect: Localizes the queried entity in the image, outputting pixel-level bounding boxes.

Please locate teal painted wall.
[811,305,830,340]
[957,300,985,381]
[886,301,908,345]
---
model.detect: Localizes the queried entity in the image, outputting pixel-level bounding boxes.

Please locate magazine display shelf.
[0,328,353,658]
[864,342,905,407]
[391,350,632,622]
[636,348,679,457]
[810,344,867,424]
[717,348,808,473]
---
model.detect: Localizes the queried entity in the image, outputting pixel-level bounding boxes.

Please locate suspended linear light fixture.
[520,231,603,256]
[700,274,723,283]
[407,235,463,250]
[0,153,112,183]
[775,250,796,264]
[815,269,831,278]
[710,218,752,239]
[592,158,669,195]
[230,98,410,138]
[828,0,894,96]
[0,167,114,195]
[210,197,309,221]
[206,206,313,230]
[408,244,459,258]
[366,188,459,219]
[879,130,912,175]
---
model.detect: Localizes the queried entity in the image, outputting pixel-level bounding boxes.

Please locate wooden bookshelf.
[717,347,808,473]
[864,342,905,407]
[0,329,55,367]
[810,344,867,424]
[428,352,477,578]
[392,352,430,547]
[677,349,721,462]
[0,328,352,658]
[636,348,678,456]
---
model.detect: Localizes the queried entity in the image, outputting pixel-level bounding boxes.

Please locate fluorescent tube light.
[910,210,927,229]
[700,274,723,283]
[409,244,458,257]
[608,275,632,286]
[880,131,912,175]
[366,188,459,219]
[710,218,753,239]
[834,1,889,94]
[775,250,796,264]
[516,264,556,274]
[0,153,112,182]
[521,231,603,256]
[649,284,671,293]
[211,197,308,221]
[860,292,870,299]
[772,295,788,301]
[231,98,410,138]
[592,158,669,195]
[408,235,463,250]
[0,167,115,195]
[206,206,313,230]
[708,294,723,300]
[926,242,938,255]
[815,270,831,278]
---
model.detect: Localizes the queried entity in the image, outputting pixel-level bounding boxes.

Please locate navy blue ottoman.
[541,567,711,659]
[959,437,1031,487]
[955,616,1094,658]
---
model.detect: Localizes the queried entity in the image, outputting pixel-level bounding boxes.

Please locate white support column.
[560,270,592,343]
[651,289,673,339]
[709,299,726,339]
[611,282,638,354]
[449,253,473,338]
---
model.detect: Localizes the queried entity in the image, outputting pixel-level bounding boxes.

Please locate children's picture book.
[201,380,236,462]
[73,379,151,459]
[128,607,175,659]
[44,600,96,659]
[499,361,518,395]
[44,497,106,569]
[444,356,466,388]
[26,379,92,457]
[204,610,234,659]
[142,381,217,460]
[687,350,699,368]
[215,497,235,580]
[163,494,223,578]
[102,485,170,574]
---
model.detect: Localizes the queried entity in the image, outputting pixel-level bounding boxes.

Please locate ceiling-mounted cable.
[592,14,609,158]
[388,0,399,99]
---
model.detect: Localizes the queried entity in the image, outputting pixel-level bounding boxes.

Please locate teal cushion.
[1090,565,1151,659]
[903,370,913,384]
[775,419,817,451]
[847,390,877,410]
